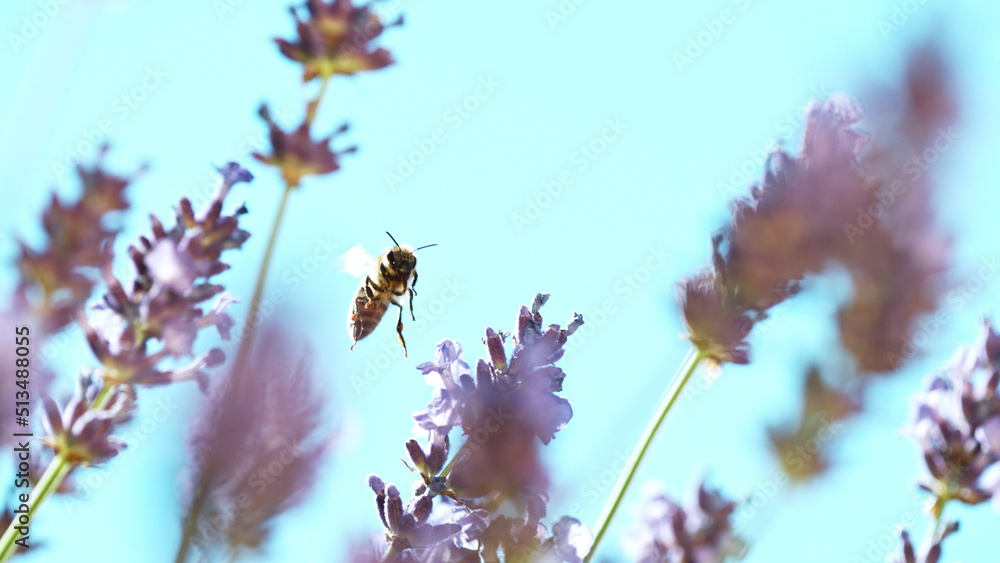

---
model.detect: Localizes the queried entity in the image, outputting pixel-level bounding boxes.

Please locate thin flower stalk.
[177,3,397,558]
[585,348,704,563]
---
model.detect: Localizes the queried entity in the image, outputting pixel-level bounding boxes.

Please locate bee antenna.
[386,231,401,248]
[414,243,438,251]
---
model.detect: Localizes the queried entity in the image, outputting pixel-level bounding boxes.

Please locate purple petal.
[146,239,198,293]
[551,516,593,563]
[977,416,1000,453]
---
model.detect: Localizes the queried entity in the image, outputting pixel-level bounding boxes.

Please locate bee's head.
[385,232,434,276]
[387,246,417,274]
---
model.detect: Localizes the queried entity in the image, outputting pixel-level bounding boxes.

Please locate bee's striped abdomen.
[348,289,389,346]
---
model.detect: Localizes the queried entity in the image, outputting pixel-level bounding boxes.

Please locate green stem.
[584,348,704,562]
[173,184,293,563]
[0,454,73,561]
[229,183,294,389]
[306,74,331,125]
[929,492,950,538]
[0,381,115,562]
[174,61,333,563]
[174,485,209,563]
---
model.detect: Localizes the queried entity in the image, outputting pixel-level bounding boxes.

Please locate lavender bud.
[405,439,427,473]
[485,327,507,372]
[385,486,403,530]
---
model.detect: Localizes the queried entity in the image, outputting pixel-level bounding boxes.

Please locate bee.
[346,232,436,358]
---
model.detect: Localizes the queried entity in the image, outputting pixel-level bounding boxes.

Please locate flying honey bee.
[346,232,436,358]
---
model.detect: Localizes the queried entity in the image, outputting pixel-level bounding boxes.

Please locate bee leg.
[392,301,408,358]
[364,276,386,303]
[413,269,418,288]
[350,314,361,351]
[408,287,415,321]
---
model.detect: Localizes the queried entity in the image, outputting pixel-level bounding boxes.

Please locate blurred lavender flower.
[15,146,136,334]
[623,479,745,563]
[678,90,875,368]
[181,322,328,557]
[768,368,858,481]
[276,0,401,81]
[252,105,355,188]
[838,43,954,373]
[680,44,953,374]
[81,162,252,391]
[905,320,1000,509]
[679,44,954,483]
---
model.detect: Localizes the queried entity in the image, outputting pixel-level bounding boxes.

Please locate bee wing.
[340,244,375,278]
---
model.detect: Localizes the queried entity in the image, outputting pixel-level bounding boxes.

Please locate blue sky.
[2,0,1000,561]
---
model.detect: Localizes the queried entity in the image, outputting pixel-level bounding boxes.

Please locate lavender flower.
[181,321,328,557]
[905,320,1000,508]
[680,46,954,482]
[15,147,136,334]
[252,105,355,188]
[366,295,582,562]
[540,516,593,563]
[443,295,580,502]
[81,163,252,391]
[367,476,462,557]
[276,0,401,82]
[478,493,550,562]
[623,479,745,563]
[678,91,875,368]
[40,373,134,465]
[680,45,954,374]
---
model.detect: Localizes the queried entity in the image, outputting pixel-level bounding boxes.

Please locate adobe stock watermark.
[886,255,999,369]
[565,246,670,352]
[878,0,933,40]
[844,126,959,243]
[350,278,467,394]
[385,75,501,191]
[230,235,343,347]
[510,117,627,234]
[544,0,590,30]
[716,85,829,201]
[672,0,751,72]
[850,491,933,563]
[184,105,296,209]
[7,0,70,53]
[732,413,844,531]
[51,65,170,181]
[565,450,630,516]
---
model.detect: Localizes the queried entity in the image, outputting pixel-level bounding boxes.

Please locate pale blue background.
[1,0,999,561]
